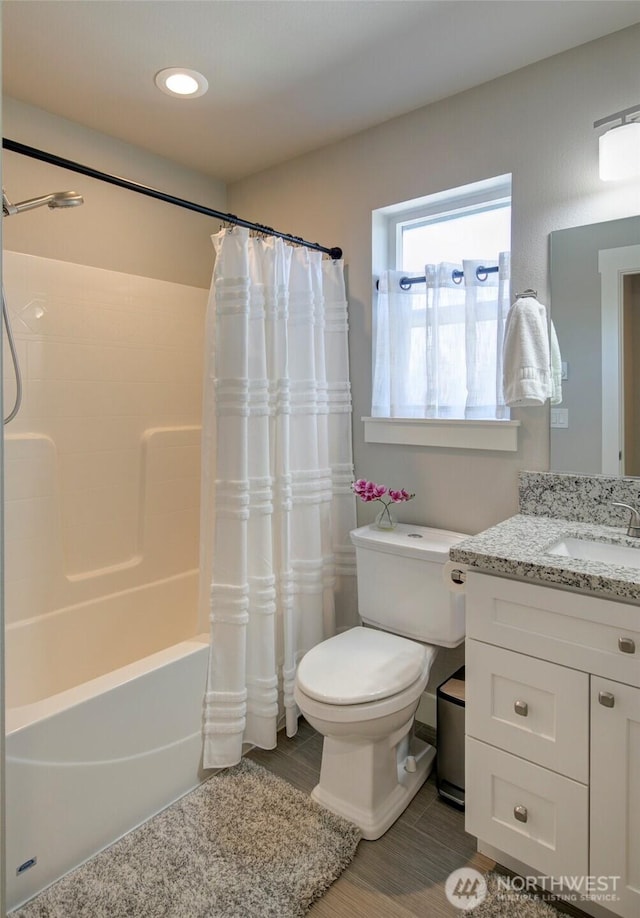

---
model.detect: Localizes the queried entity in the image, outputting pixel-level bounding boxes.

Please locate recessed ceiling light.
[154,68,208,99]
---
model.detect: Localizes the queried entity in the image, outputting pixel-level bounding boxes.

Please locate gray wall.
[227,25,640,536]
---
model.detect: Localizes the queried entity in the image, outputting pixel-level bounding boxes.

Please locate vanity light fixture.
[154,68,208,99]
[594,104,640,181]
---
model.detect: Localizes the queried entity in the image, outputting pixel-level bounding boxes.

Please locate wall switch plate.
[550,408,569,428]
[561,361,568,380]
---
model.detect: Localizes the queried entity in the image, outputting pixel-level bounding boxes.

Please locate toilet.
[294,522,467,839]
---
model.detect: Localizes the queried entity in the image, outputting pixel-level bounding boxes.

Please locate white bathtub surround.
[200,229,357,768]
[11,759,361,918]
[2,252,206,624]
[2,253,209,909]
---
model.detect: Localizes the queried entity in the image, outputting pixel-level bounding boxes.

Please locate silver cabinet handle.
[599,691,615,708]
[514,700,529,717]
[618,637,636,654]
[514,805,528,823]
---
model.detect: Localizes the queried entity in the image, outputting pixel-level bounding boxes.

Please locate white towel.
[550,320,562,405]
[502,295,551,407]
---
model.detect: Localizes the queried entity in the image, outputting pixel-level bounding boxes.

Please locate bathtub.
[5,572,209,912]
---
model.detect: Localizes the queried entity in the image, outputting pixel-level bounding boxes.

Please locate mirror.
[550,215,640,476]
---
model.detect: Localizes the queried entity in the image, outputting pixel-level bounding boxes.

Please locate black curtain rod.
[397,264,499,289]
[2,138,343,260]
[376,264,499,290]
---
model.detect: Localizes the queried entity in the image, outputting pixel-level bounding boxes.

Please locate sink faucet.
[612,502,640,538]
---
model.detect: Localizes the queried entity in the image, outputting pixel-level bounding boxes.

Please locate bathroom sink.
[546,536,640,568]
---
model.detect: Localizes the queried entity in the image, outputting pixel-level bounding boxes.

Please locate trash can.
[436,665,465,808]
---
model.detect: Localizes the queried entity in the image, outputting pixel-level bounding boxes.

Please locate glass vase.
[374,505,397,530]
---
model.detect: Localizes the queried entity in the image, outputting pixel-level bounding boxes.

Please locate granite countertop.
[449,513,640,605]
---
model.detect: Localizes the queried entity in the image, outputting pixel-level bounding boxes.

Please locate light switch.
[550,408,569,428]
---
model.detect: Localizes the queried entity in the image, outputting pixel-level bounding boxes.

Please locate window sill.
[362,417,520,451]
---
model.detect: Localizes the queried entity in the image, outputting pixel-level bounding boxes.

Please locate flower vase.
[375,506,397,530]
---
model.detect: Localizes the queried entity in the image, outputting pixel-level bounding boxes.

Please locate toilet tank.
[350,523,469,648]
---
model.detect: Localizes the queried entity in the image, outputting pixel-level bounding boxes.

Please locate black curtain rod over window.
[2,138,343,260]
[396,264,499,289]
[376,264,499,290]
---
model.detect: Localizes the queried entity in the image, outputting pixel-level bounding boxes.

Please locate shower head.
[2,189,84,216]
[47,191,84,210]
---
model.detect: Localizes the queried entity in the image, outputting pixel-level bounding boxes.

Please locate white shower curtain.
[199,228,358,769]
[372,253,510,419]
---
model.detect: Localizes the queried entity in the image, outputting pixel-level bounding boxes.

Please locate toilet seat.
[296,627,435,709]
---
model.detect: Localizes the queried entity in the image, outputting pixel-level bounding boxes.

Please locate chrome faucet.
[612,502,640,538]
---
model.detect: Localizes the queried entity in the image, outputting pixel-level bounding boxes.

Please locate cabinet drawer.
[467,573,640,687]
[466,737,588,880]
[466,640,589,782]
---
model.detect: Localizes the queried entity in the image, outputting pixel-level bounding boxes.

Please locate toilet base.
[310,729,436,840]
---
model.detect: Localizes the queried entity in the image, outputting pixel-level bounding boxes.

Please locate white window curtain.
[372,252,510,419]
[199,228,358,770]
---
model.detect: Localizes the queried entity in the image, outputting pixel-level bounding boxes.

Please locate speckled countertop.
[450,513,640,605]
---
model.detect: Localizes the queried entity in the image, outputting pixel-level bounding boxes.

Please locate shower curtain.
[199,228,357,769]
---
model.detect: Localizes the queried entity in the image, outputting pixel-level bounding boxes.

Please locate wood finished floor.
[248,720,592,918]
[247,720,493,917]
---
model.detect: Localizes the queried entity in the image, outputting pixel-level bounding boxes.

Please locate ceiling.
[3,1,640,183]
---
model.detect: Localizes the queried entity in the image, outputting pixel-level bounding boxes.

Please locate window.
[399,201,511,273]
[371,175,512,429]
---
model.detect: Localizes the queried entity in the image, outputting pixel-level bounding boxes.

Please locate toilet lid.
[296,627,430,705]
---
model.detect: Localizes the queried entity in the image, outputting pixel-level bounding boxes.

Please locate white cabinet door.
[590,677,640,918]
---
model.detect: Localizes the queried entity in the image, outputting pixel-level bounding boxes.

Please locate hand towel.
[550,320,563,405]
[502,295,551,407]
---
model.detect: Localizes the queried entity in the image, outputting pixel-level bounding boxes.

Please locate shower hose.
[2,285,23,424]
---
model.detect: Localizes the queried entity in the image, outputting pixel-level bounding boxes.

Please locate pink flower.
[352,480,414,505]
[388,489,414,503]
[352,479,387,502]
[352,478,415,528]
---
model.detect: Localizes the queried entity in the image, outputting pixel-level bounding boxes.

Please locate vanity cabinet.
[464,571,640,918]
[590,677,640,918]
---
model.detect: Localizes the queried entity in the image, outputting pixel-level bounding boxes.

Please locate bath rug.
[12,758,361,918]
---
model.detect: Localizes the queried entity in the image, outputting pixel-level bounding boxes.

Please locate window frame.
[386,179,512,271]
[368,174,520,451]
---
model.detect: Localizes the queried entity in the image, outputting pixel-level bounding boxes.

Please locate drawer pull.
[618,637,636,654]
[514,700,529,717]
[514,805,528,823]
[599,691,615,708]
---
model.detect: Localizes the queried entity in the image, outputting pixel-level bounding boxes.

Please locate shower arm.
[2,186,84,423]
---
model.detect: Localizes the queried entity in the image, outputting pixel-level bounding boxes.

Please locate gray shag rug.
[13,758,361,918]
